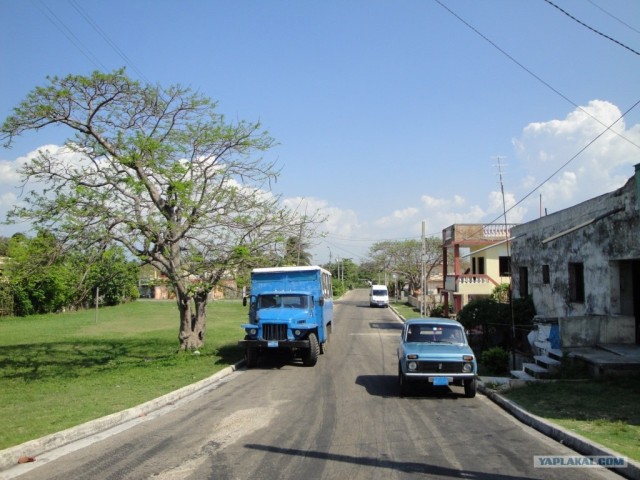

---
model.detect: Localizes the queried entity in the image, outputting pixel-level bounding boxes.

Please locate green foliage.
[491,283,510,303]
[4,231,139,315]
[366,237,443,294]
[332,281,348,298]
[429,304,449,318]
[326,258,364,291]
[481,346,510,374]
[457,292,536,351]
[0,236,9,256]
[281,236,312,266]
[2,68,326,349]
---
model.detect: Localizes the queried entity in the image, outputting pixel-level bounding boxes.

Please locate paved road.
[10,290,622,479]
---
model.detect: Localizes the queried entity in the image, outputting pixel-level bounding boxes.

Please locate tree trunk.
[177,288,208,351]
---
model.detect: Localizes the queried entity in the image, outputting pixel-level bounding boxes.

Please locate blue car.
[397,318,477,398]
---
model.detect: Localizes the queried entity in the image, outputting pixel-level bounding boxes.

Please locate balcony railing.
[445,274,498,292]
[443,223,517,243]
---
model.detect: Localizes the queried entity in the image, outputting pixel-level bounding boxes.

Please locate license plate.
[433,377,449,386]
[267,341,278,348]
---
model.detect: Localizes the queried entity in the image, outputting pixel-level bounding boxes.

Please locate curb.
[479,383,640,480]
[391,305,639,479]
[0,360,245,474]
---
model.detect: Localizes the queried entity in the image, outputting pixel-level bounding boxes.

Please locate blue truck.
[239,266,334,367]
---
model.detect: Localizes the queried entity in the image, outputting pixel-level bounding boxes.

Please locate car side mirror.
[319,297,324,306]
[243,297,247,307]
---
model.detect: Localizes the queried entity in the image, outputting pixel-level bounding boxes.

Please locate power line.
[433,0,640,151]
[489,98,640,226]
[587,0,640,36]
[543,0,640,56]
[68,0,151,84]
[33,0,108,71]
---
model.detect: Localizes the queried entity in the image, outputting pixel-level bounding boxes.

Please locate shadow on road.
[368,322,402,331]
[356,374,468,400]
[244,443,538,479]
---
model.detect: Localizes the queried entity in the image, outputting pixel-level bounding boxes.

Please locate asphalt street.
[1,289,633,480]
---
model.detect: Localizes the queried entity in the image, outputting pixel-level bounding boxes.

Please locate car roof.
[405,318,463,327]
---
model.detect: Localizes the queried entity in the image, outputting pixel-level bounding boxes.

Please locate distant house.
[441,223,516,316]
[510,164,640,352]
[137,264,238,301]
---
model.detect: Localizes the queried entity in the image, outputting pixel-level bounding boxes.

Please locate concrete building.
[441,223,516,316]
[510,165,640,360]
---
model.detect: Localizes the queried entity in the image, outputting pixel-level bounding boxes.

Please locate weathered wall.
[511,168,639,346]
[559,315,636,347]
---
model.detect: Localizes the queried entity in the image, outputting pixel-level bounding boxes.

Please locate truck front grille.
[417,361,464,373]
[263,324,288,341]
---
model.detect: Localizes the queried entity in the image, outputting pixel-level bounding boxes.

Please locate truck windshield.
[258,294,311,309]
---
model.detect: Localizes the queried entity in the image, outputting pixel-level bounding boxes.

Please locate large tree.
[368,238,442,293]
[1,69,322,350]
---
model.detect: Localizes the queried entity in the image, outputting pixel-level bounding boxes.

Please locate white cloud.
[513,100,640,217]
[374,207,419,227]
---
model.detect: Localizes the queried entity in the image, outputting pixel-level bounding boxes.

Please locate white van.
[369,285,389,308]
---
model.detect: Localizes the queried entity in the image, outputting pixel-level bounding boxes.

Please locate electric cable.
[543,0,640,56]
[433,0,640,151]
[587,0,640,36]
[32,0,108,71]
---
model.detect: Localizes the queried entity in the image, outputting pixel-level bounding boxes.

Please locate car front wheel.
[464,377,477,398]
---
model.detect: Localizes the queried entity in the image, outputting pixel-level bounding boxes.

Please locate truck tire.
[320,327,330,354]
[245,347,258,368]
[302,333,319,366]
[464,377,477,398]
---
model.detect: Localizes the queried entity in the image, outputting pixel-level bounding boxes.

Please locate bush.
[481,347,510,375]
[429,304,449,318]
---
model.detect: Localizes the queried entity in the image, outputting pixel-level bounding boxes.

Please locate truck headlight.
[248,328,257,336]
[408,361,418,371]
[294,329,301,336]
[462,362,473,373]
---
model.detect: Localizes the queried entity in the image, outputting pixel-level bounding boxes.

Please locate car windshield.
[258,294,310,309]
[405,325,464,344]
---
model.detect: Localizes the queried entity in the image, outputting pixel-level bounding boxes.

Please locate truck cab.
[239,266,333,367]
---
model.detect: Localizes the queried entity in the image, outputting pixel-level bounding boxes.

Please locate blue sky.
[1,0,639,264]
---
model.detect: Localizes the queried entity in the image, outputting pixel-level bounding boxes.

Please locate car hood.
[404,342,475,358]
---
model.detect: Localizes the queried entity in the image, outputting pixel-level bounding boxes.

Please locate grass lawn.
[390,301,422,320]
[0,300,247,450]
[502,378,640,462]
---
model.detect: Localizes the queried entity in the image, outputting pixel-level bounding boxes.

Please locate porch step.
[523,362,550,379]
[547,349,563,361]
[510,370,536,381]
[534,355,561,373]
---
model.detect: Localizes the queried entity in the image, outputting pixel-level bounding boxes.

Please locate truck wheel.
[464,378,477,398]
[398,363,409,397]
[302,333,319,366]
[320,328,330,354]
[245,348,258,368]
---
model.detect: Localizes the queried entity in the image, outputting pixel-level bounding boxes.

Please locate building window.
[519,267,528,298]
[568,262,585,303]
[542,265,550,285]
[473,257,485,275]
[499,256,511,276]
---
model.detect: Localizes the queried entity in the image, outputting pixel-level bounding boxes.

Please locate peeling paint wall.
[511,169,639,346]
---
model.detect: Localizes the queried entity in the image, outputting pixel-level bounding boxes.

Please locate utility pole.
[421,221,426,317]
[494,156,516,370]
